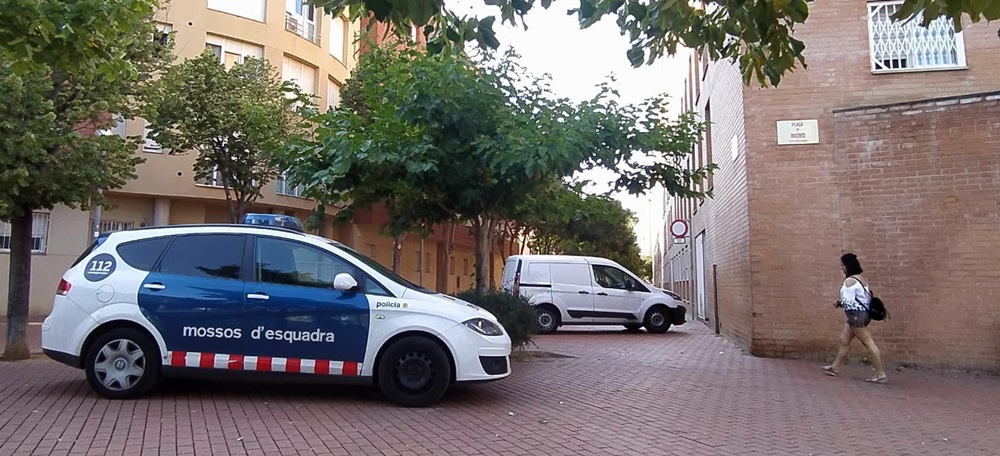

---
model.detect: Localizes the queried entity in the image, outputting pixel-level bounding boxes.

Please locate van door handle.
[142,283,165,291]
[597,292,608,296]
[246,293,270,301]
[578,290,590,294]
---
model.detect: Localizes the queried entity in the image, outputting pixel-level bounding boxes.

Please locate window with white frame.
[867,1,966,72]
[285,0,318,43]
[282,56,317,97]
[329,15,347,62]
[275,171,305,197]
[205,34,264,68]
[0,213,50,253]
[326,78,341,110]
[142,121,162,153]
[197,166,225,188]
[208,0,266,23]
[98,114,126,138]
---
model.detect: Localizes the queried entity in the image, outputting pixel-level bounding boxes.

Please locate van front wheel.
[643,307,672,334]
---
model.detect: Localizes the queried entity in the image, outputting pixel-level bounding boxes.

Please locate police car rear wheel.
[378,336,452,407]
[85,328,160,399]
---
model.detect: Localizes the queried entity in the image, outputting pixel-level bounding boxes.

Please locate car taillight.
[513,272,520,296]
[56,279,72,296]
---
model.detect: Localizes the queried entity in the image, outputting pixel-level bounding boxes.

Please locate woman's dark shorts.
[846,310,871,328]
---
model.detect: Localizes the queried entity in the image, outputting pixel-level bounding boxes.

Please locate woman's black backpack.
[868,295,888,321]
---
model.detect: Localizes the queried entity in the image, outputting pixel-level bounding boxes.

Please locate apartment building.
[654,0,1000,370]
[0,0,496,315]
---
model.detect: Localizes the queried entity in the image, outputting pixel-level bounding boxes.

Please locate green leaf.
[626,46,645,66]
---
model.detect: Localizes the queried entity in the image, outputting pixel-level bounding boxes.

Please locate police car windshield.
[328,242,430,292]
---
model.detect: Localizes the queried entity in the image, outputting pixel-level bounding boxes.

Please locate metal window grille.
[285,11,319,44]
[197,167,225,188]
[89,219,135,234]
[0,213,50,253]
[867,1,965,72]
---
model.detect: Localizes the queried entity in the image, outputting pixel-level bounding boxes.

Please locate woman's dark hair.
[841,253,864,277]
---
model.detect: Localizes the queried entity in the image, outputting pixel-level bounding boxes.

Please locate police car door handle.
[142,283,165,291]
[246,293,270,301]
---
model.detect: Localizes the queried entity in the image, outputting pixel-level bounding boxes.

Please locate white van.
[501,255,686,334]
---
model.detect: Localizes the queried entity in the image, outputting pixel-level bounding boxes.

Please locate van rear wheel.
[536,306,559,334]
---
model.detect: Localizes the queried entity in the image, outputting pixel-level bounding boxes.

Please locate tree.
[285,44,713,295]
[146,51,314,223]
[0,0,168,360]
[315,0,995,86]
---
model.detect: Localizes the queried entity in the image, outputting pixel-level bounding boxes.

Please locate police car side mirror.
[333,273,358,292]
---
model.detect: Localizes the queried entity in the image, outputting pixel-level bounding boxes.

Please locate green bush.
[456,288,537,351]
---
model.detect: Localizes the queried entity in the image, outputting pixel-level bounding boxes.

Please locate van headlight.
[462,318,504,336]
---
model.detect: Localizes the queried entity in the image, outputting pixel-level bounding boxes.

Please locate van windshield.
[328,242,432,293]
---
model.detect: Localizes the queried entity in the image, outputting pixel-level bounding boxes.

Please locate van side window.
[593,265,630,290]
[117,236,172,271]
[550,263,591,287]
[158,234,244,279]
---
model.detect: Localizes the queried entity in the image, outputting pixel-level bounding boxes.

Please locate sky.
[451,0,691,256]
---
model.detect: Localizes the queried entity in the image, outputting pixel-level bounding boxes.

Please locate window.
[255,237,356,288]
[326,78,341,111]
[285,0,318,43]
[276,171,304,197]
[704,102,713,192]
[0,213,50,254]
[142,122,162,153]
[867,1,966,72]
[424,252,432,272]
[463,258,470,275]
[158,234,244,279]
[196,166,225,188]
[449,256,455,273]
[329,16,347,61]
[365,243,376,260]
[91,219,135,233]
[208,0,266,22]
[592,265,629,290]
[282,56,317,97]
[522,262,551,285]
[205,34,264,68]
[117,237,172,271]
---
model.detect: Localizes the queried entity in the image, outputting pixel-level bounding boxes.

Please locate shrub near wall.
[456,289,536,350]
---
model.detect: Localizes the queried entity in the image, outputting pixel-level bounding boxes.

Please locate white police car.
[42,215,511,407]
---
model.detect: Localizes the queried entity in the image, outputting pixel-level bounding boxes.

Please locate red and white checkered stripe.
[165,351,361,376]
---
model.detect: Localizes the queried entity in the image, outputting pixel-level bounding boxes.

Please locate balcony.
[285,11,318,44]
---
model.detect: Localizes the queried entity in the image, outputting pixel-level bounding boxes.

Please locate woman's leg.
[853,327,887,379]
[827,323,854,370]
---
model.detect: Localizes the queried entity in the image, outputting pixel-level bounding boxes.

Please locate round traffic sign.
[670,219,688,238]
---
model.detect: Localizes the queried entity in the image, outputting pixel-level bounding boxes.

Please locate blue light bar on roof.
[241,213,306,233]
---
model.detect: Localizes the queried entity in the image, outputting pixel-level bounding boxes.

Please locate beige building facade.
[653,0,1000,371]
[1,0,498,316]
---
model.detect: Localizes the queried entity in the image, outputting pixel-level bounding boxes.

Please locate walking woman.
[822,253,888,384]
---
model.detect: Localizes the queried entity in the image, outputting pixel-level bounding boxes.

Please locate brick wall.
[742,1,1000,363]
[666,0,1000,369]
[833,93,1000,370]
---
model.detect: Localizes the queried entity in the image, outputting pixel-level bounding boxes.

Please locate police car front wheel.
[377,336,452,408]
[84,328,161,399]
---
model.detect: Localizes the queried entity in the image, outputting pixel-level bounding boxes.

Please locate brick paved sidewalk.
[1,322,998,455]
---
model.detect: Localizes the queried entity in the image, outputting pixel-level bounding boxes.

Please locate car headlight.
[462,318,504,336]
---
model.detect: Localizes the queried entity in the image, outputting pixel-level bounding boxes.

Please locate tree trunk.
[391,233,406,275]
[473,215,493,295]
[3,212,33,361]
[437,222,455,293]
